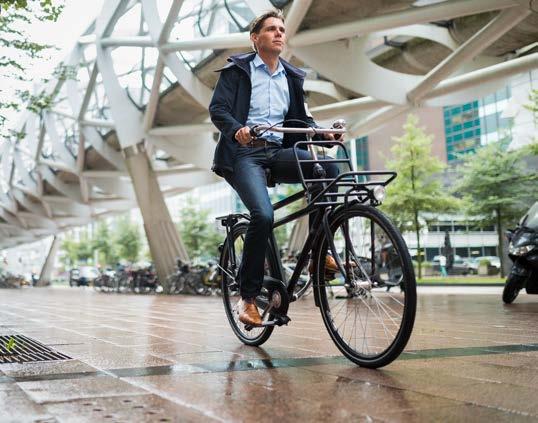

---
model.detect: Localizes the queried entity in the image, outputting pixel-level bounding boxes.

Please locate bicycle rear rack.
[293,141,396,207]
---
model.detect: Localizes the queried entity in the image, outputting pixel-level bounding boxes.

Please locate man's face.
[251,17,286,55]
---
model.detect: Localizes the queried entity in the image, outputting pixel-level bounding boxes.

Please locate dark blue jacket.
[209,52,319,177]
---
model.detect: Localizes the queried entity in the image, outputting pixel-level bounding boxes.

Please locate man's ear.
[250,33,257,48]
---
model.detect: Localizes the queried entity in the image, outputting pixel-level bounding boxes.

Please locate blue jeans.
[224,144,339,299]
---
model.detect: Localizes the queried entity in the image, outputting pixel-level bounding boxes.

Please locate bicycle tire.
[220,222,275,346]
[313,204,416,368]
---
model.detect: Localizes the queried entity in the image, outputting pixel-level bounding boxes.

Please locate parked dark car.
[69,266,99,287]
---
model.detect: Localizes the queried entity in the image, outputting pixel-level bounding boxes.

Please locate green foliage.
[17,90,54,114]
[114,217,141,263]
[60,217,143,268]
[455,142,537,228]
[52,62,77,81]
[454,141,538,276]
[381,114,456,278]
[177,197,222,260]
[0,0,64,131]
[4,336,16,352]
[0,1,63,21]
[60,237,79,267]
[92,222,118,266]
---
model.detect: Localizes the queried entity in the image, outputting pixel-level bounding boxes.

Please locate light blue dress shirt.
[246,54,290,145]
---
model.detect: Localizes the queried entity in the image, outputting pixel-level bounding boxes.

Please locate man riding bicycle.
[209,10,341,326]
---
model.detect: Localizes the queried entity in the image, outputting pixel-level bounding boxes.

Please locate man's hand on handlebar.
[323,132,344,142]
[235,126,252,145]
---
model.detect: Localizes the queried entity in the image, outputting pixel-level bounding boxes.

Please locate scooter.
[502,202,538,304]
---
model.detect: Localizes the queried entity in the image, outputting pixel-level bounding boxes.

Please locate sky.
[1,0,104,130]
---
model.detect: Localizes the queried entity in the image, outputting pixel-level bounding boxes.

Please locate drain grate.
[0,335,71,364]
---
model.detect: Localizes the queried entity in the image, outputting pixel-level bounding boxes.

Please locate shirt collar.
[253,54,286,76]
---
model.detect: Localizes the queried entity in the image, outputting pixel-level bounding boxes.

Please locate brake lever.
[249,124,261,139]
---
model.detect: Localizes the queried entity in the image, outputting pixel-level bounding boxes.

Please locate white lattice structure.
[1,0,537,280]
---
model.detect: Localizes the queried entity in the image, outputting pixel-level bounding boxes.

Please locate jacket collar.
[216,52,306,79]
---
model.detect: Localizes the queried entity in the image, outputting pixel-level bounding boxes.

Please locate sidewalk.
[1,286,537,422]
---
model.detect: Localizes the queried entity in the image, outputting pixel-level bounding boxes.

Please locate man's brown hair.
[249,10,285,35]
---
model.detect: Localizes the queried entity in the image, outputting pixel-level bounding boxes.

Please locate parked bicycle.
[165,259,221,295]
[216,121,416,368]
[130,264,160,294]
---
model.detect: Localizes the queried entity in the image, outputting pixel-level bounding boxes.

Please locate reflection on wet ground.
[1,286,537,422]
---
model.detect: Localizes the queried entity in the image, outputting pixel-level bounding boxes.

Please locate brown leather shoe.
[308,255,339,274]
[308,255,356,274]
[238,300,262,326]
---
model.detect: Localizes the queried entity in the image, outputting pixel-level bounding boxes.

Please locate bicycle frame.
[218,140,397,303]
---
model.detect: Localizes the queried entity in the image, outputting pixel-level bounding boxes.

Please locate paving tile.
[17,375,147,403]
[0,383,56,422]
[0,359,97,378]
[377,403,536,423]
[53,343,174,369]
[44,394,212,422]
[1,286,538,422]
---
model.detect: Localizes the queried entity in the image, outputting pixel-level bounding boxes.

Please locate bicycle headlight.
[373,185,386,203]
[509,243,535,256]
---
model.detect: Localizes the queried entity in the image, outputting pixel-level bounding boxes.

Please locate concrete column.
[123,142,189,283]
[39,235,60,286]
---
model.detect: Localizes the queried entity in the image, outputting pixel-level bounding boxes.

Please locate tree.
[177,197,222,260]
[0,0,63,132]
[59,229,93,267]
[92,221,117,266]
[454,141,538,277]
[60,236,78,268]
[113,217,141,263]
[381,114,455,278]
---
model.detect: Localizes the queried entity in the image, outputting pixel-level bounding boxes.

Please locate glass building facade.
[443,86,513,162]
[337,136,369,170]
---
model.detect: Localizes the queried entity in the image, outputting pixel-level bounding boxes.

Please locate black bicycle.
[216,122,416,368]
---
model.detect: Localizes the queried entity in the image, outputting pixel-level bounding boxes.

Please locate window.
[484,246,498,256]
[454,224,467,232]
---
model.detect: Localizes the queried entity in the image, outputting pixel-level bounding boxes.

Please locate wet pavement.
[1,286,537,422]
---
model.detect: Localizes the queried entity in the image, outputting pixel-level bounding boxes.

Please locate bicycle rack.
[293,141,397,207]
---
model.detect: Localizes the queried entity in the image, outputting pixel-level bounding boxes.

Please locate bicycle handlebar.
[249,124,346,137]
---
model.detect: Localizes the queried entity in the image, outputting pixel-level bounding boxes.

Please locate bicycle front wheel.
[220,223,275,346]
[313,204,416,368]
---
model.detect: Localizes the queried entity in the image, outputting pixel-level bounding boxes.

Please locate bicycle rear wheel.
[314,204,416,368]
[220,223,275,346]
